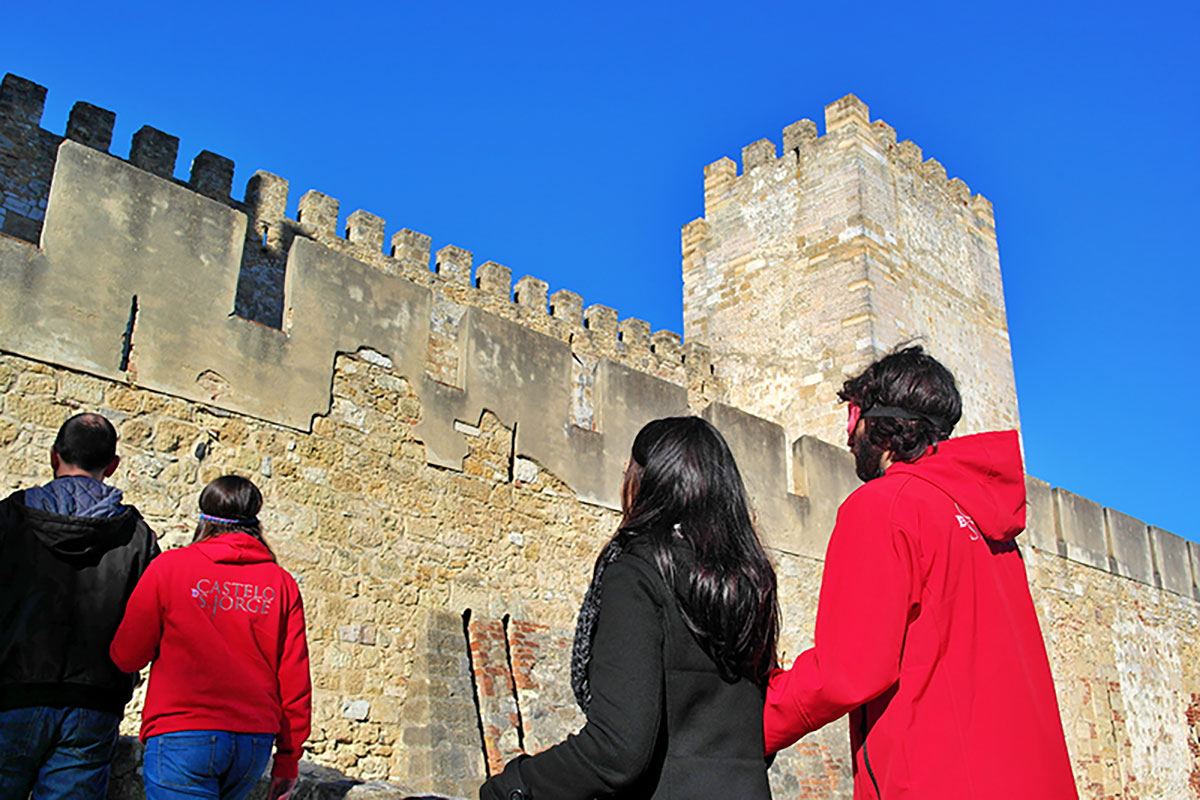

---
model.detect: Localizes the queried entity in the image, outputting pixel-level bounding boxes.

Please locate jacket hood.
[23,476,127,519]
[193,531,276,564]
[885,430,1026,541]
[14,490,141,559]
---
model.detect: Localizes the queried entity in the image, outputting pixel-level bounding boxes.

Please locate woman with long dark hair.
[111,476,311,800]
[480,416,780,799]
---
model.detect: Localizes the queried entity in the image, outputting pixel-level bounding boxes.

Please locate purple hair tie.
[199,512,258,525]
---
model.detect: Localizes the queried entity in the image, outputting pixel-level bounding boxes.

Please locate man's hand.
[268,777,298,800]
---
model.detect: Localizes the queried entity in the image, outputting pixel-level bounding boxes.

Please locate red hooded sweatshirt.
[110,532,312,779]
[764,431,1077,799]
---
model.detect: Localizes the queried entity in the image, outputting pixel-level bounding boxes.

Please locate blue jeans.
[0,705,122,800]
[143,731,274,800]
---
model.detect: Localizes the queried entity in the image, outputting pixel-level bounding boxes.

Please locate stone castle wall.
[684,95,1018,449]
[1,73,1197,798]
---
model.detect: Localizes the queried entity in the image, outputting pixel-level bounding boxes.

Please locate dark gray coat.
[480,538,771,799]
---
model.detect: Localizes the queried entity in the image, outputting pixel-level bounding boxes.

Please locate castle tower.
[682,95,1019,448]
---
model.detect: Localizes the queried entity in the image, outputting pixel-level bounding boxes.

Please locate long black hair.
[193,475,274,559]
[605,416,779,684]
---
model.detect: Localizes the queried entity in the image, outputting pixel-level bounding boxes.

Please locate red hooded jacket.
[110,532,312,778]
[764,431,1077,799]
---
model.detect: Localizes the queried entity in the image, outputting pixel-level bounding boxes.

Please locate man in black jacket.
[0,412,159,799]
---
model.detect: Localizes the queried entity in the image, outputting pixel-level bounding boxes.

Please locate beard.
[851,434,887,482]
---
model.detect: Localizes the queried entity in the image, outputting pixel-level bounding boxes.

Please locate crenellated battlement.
[0,74,244,218]
[684,93,1018,457]
[0,73,716,410]
[704,94,994,231]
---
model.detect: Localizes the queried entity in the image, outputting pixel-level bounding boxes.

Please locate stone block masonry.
[684,94,1018,449]
[0,75,56,242]
[0,73,1197,798]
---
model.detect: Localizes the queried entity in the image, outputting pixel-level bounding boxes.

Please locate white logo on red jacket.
[191,579,275,616]
[954,503,981,541]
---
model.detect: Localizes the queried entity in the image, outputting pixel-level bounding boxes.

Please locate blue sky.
[5,0,1196,538]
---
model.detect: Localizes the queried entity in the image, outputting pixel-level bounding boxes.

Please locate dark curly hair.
[839,345,961,463]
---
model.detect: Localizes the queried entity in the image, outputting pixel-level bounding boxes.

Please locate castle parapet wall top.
[702,93,995,230]
[0,73,714,403]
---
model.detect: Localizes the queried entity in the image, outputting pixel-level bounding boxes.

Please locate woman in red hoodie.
[111,476,311,800]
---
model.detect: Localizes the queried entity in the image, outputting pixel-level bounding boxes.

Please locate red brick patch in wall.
[467,616,523,776]
[506,619,582,756]
[507,619,550,692]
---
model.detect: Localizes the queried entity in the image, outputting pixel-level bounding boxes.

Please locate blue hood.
[23,476,128,519]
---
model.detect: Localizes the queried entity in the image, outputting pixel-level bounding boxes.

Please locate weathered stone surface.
[1053,488,1108,571]
[587,359,688,505]
[190,150,234,201]
[1150,526,1194,596]
[790,436,859,560]
[701,402,804,553]
[1,142,431,430]
[1105,508,1154,585]
[512,275,547,312]
[548,290,581,325]
[1190,540,1200,602]
[1033,545,1200,799]
[435,245,472,286]
[342,700,371,720]
[1023,475,1057,554]
[474,262,510,299]
[66,101,115,152]
[129,126,178,178]
[684,95,1018,449]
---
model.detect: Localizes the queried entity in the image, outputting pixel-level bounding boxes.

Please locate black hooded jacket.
[0,487,159,713]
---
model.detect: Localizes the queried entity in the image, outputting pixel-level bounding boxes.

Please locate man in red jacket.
[764,346,1077,799]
